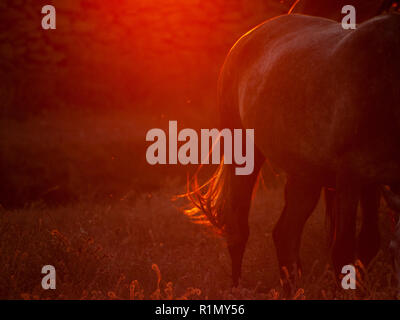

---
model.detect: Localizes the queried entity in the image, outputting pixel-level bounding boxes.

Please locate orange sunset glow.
[2,0,400,304]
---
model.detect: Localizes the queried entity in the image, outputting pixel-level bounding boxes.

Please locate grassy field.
[1,111,399,300]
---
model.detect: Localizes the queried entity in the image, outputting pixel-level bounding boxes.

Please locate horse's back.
[228,14,344,172]
[225,13,400,177]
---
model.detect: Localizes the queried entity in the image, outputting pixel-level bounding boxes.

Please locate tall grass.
[1,179,398,299]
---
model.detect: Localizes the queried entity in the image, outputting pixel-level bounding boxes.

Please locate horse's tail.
[186,52,265,236]
[186,159,234,232]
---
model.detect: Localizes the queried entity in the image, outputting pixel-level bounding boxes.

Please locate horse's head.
[289,0,395,23]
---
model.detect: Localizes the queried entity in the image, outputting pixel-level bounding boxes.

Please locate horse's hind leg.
[357,184,380,267]
[331,169,361,275]
[325,184,380,267]
[226,149,265,286]
[273,174,322,290]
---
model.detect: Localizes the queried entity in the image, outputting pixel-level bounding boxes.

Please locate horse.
[188,0,400,292]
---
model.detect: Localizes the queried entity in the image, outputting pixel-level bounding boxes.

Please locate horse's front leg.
[273,174,322,296]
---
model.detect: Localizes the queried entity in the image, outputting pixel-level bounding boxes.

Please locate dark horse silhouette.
[188,0,400,290]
